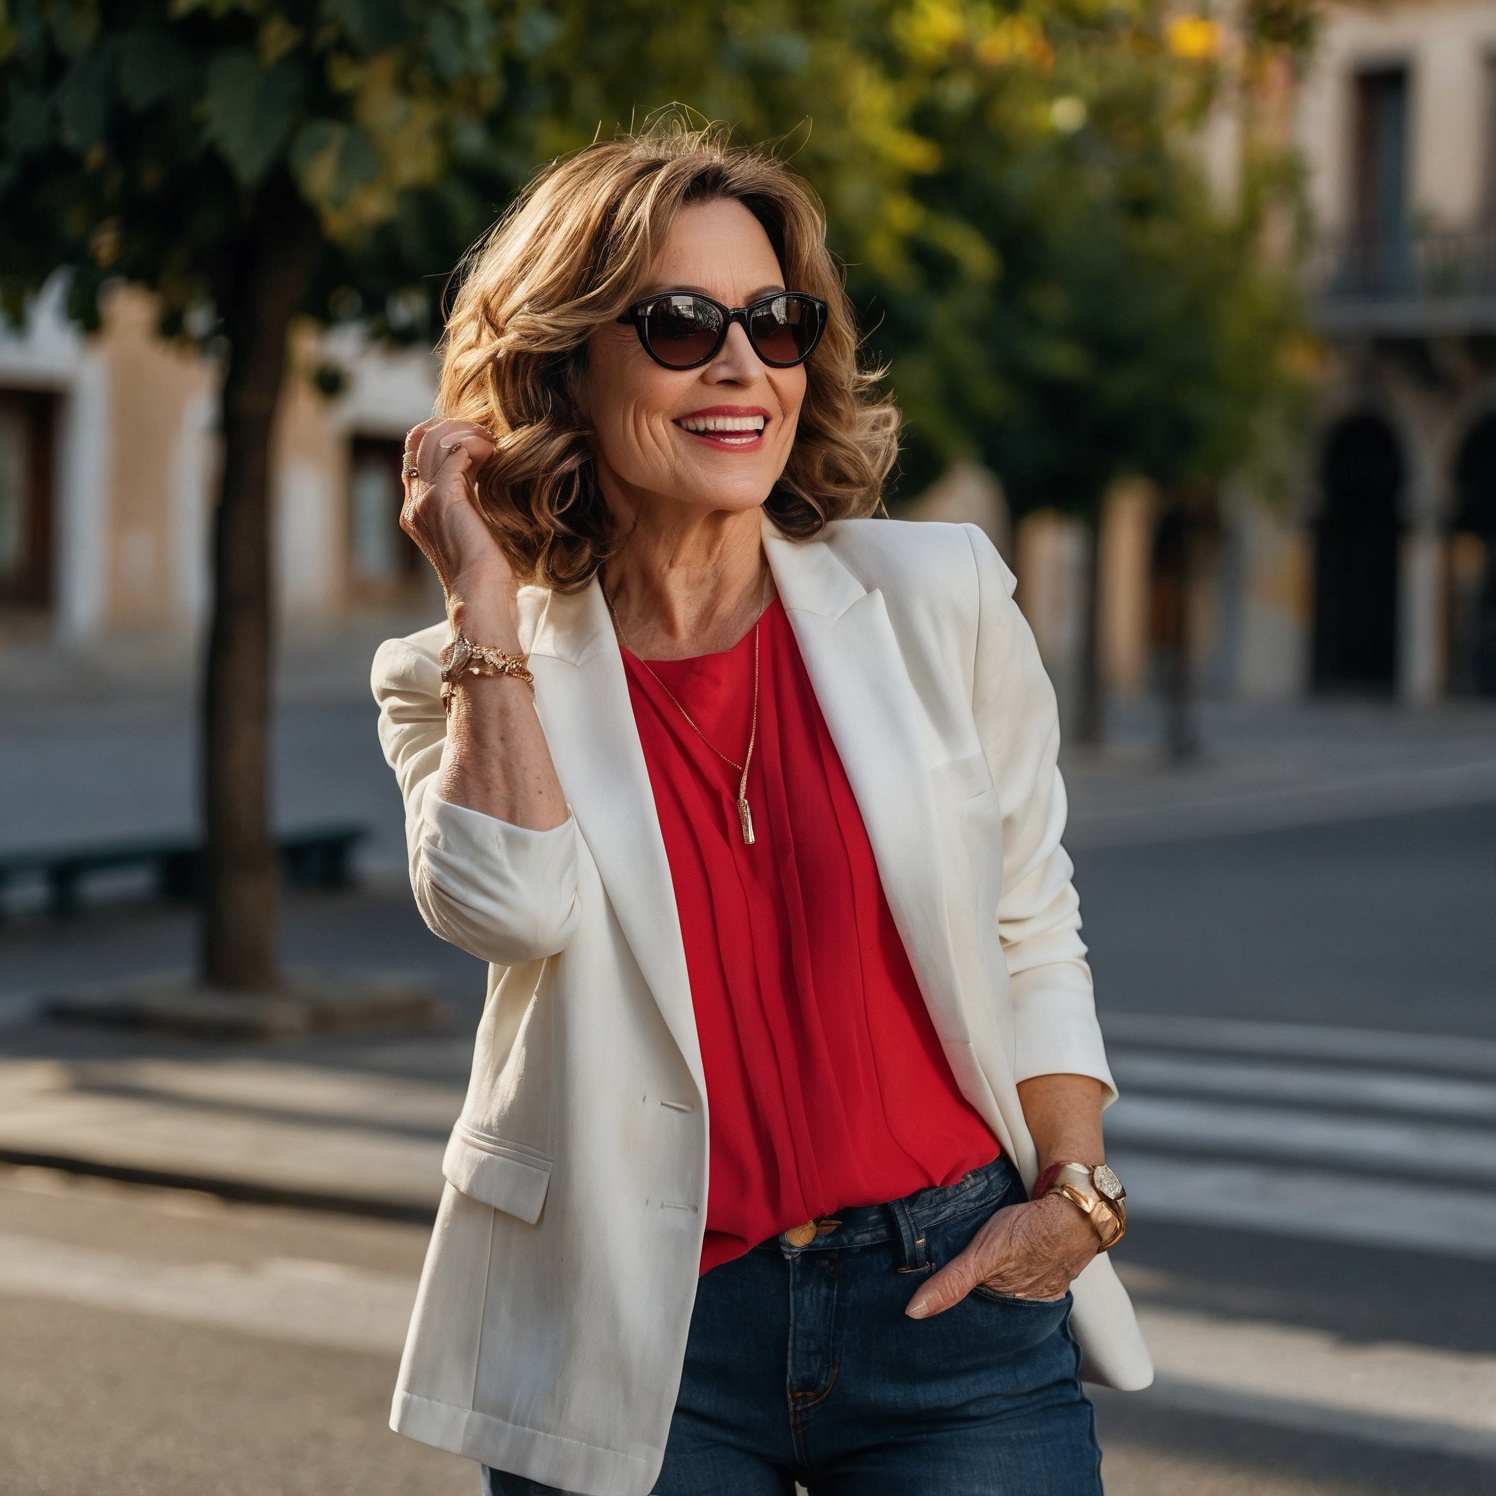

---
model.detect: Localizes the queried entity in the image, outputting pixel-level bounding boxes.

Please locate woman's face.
[581,197,808,525]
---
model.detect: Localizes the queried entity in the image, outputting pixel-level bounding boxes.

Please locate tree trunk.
[1161,488,1208,765]
[199,191,319,991]
[1075,512,1105,746]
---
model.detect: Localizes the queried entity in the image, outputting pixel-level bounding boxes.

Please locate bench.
[0,824,368,921]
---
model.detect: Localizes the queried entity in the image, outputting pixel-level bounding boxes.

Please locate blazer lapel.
[520,519,980,1100]
[523,584,704,1095]
[764,523,972,1050]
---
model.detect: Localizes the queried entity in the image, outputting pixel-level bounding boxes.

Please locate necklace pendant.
[737,797,755,846]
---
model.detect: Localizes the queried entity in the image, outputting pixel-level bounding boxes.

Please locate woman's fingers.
[399,417,510,593]
[904,1198,1094,1319]
[414,419,495,482]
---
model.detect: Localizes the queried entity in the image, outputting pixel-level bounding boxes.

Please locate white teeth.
[677,414,766,435]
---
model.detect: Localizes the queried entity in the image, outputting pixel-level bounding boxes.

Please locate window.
[348,436,423,602]
[0,389,55,609]
[1352,67,1410,246]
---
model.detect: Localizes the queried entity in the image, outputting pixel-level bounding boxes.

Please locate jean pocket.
[970,1285,1073,1308]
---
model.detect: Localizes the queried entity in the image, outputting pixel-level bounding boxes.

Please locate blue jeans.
[483,1155,1101,1495]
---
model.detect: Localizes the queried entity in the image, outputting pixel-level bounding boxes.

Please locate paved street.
[1,633,1494,1493]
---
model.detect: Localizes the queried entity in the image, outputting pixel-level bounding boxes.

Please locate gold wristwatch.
[1032,1161,1127,1250]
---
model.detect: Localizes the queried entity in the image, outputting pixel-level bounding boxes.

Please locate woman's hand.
[401,418,510,611]
[905,1193,1099,1318]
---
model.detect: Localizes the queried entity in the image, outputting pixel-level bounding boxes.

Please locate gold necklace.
[605,573,766,846]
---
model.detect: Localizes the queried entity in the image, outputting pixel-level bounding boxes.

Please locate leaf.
[326,0,409,54]
[4,84,53,156]
[290,118,382,207]
[515,6,562,60]
[55,46,112,150]
[116,27,198,110]
[203,49,308,186]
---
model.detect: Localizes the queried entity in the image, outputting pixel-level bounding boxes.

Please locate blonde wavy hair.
[437,121,900,591]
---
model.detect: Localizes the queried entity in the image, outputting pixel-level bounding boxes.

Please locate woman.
[375,123,1151,1496]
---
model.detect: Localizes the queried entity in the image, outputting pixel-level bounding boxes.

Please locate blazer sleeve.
[370,634,582,966]
[964,525,1117,1103]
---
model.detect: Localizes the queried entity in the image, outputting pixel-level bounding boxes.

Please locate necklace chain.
[605,570,767,846]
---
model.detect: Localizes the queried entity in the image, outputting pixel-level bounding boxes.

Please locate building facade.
[0,277,438,650]
[1301,0,1496,703]
[8,7,1496,714]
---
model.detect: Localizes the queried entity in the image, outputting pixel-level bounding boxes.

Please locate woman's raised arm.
[402,417,569,833]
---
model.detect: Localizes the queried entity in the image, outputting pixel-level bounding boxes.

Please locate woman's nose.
[703,321,764,382]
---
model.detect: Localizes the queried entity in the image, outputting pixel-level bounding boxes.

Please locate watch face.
[1093,1164,1124,1202]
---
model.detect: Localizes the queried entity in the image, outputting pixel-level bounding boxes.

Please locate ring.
[403,466,420,478]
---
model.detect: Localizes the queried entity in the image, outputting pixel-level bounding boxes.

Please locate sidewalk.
[0,1040,463,1215]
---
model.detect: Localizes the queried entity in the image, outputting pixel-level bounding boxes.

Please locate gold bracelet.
[439,631,534,712]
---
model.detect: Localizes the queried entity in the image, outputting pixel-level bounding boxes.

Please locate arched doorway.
[1313,413,1403,693]
[1450,415,1496,697]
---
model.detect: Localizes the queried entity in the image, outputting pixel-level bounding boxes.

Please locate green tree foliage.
[855,0,1309,517]
[845,0,1313,749]
[0,0,926,991]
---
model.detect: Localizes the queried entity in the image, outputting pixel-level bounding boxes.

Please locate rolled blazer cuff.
[1008,964,1118,1104]
[418,794,581,964]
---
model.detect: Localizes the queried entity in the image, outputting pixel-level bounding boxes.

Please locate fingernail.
[905,1298,930,1319]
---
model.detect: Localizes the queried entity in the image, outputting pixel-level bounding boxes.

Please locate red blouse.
[621,598,998,1273]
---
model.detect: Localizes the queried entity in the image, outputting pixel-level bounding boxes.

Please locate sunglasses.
[617,291,828,371]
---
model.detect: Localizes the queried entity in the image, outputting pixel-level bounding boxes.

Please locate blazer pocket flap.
[931,750,995,803]
[442,1124,553,1224]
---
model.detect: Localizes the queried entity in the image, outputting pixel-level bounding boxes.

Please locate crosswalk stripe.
[1102,1013,1496,1254]
[1109,1052,1496,1121]
[1109,1152,1496,1258]
[1102,1012,1496,1077]
[1106,1094,1496,1180]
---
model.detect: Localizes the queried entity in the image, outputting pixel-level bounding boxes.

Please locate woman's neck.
[602,500,770,661]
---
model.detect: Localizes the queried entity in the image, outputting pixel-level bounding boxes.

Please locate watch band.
[1033,1161,1127,1250]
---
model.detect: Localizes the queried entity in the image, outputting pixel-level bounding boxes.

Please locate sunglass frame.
[616,291,828,371]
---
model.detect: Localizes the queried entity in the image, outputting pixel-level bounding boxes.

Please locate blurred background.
[1,1,1495,1493]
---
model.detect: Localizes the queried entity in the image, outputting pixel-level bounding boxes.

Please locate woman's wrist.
[447,574,522,650]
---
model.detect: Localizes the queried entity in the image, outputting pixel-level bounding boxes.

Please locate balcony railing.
[1312,225,1496,336]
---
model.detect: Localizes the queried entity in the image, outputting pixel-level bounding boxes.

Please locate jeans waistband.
[757,1154,1021,1263]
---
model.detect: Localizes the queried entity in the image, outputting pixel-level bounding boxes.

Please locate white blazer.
[373,515,1153,1496]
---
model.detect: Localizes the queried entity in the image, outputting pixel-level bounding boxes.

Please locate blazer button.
[784,1220,818,1248]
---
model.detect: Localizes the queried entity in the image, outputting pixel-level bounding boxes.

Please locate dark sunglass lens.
[643,295,723,366]
[749,296,821,364]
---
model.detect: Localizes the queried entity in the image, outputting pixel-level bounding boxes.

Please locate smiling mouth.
[674,412,768,447]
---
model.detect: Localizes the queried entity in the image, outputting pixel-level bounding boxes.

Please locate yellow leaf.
[976,16,1055,71]
[1166,15,1223,60]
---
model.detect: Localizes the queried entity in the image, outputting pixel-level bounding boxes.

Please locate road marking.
[1111,1152,1496,1258]
[0,1230,413,1353]
[1100,1014,1496,1255]
[1107,1094,1496,1181]
[1109,1052,1496,1121]
[1103,1012,1496,1077]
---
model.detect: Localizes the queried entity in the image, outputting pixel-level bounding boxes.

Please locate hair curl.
[437,120,900,591]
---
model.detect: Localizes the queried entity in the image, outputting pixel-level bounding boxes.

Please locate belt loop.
[888,1196,930,1273]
